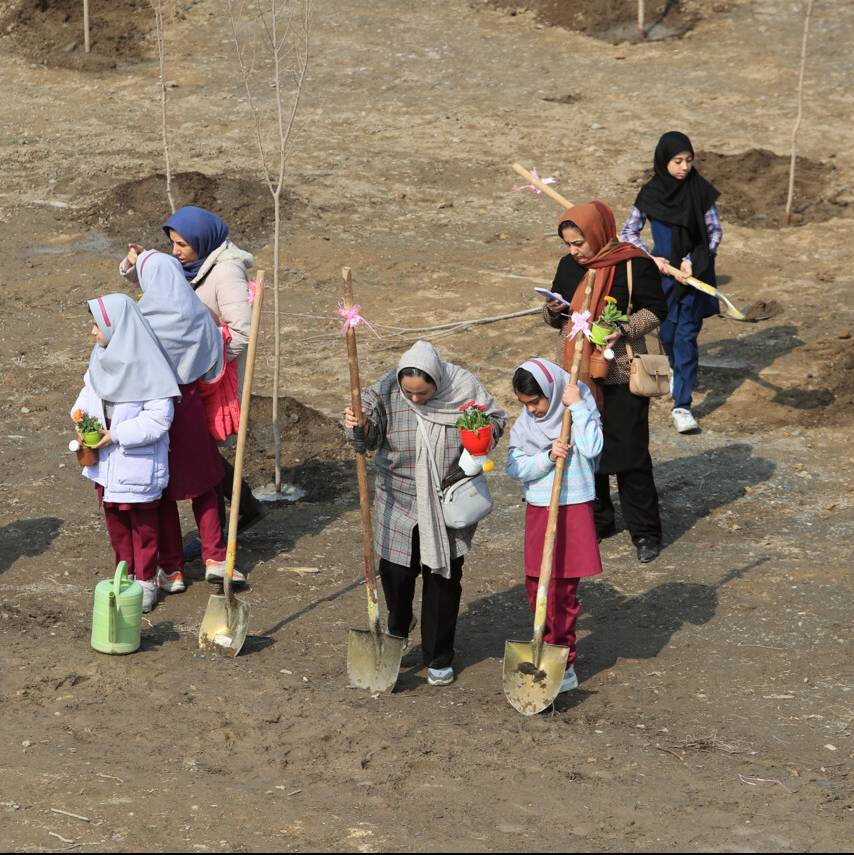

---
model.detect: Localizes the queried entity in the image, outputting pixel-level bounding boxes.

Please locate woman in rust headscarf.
[543,200,667,563]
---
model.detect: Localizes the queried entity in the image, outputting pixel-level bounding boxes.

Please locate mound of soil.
[485,0,707,42]
[631,149,851,228]
[1,0,164,71]
[238,395,352,502]
[83,171,297,249]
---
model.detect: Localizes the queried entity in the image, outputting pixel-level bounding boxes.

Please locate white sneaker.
[559,664,579,694]
[205,559,246,585]
[672,407,699,433]
[427,666,455,686]
[156,568,186,594]
[139,579,158,613]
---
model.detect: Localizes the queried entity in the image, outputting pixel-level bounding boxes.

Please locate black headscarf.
[634,131,720,279]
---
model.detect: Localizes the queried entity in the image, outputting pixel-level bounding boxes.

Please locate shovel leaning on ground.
[342,267,406,692]
[510,162,767,323]
[503,270,595,715]
[198,271,266,657]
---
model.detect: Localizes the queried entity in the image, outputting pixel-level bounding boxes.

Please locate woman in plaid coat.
[345,340,507,686]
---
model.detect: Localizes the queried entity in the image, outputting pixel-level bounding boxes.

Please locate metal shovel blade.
[347,628,405,692]
[502,639,569,716]
[199,593,250,658]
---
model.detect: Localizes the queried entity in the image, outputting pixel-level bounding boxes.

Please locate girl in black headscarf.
[621,131,723,434]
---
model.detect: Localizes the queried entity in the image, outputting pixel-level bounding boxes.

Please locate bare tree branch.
[227,0,312,493]
[785,0,814,226]
[152,0,176,213]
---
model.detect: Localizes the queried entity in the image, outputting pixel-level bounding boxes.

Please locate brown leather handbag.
[625,262,672,398]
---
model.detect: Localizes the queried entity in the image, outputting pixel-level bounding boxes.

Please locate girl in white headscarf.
[344,340,507,687]
[505,358,603,694]
[70,294,179,613]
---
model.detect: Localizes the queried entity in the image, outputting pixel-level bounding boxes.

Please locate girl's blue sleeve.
[506,446,554,484]
[569,387,603,459]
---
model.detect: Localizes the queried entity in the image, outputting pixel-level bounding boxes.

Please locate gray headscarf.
[87,293,180,403]
[136,250,223,384]
[398,340,505,577]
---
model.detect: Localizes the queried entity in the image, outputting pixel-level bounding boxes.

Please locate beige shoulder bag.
[625,261,672,398]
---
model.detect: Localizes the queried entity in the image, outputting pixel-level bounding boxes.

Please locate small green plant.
[456,400,490,432]
[596,296,628,330]
[72,408,104,439]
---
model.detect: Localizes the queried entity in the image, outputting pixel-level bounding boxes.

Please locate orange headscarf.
[559,201,648,399]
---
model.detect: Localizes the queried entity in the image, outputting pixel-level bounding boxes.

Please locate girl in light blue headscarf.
[70,294,179,613]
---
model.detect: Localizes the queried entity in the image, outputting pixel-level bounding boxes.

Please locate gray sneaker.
[427,666,455,686]
[139,579,158,613]
[559,664,579,694]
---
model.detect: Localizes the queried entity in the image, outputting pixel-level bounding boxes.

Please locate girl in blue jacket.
[505,358,603,693]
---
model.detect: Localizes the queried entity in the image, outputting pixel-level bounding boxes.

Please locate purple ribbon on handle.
[513,166,556,195]
[337,302,380,337]
[567,310,591,341]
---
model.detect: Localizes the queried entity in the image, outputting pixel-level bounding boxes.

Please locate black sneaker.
[596,525,616,544]
[635,538,660,563]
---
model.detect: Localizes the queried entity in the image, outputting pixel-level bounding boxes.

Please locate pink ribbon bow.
[513,166,556,195]
[567,310,591,341]
[336,302,380,337]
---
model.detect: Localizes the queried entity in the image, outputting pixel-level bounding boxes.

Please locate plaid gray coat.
[355,370,507,567]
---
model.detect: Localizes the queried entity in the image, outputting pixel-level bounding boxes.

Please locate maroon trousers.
[102,502,161,583]
[157,491,226,572]
[524,575,582,665]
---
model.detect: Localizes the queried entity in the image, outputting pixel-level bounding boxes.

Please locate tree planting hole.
[0,0,176,71]
[631,150,851,229]
[484,0,706,43]
[83,171,301,249]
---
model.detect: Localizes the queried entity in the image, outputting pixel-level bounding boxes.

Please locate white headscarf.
[509,357,599,455]
[397,341,505,577]
[136,250,223,384]
[87,293,180,403]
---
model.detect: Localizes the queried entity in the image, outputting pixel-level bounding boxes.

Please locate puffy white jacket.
[71,375,174,503]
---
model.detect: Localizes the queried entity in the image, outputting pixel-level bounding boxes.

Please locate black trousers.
[378,527,464,669]
[594,466,662,544]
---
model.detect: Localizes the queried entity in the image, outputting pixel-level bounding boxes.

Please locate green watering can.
[91,561,143,655]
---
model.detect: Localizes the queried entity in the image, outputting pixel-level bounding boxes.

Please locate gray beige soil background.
[1,0,853,851]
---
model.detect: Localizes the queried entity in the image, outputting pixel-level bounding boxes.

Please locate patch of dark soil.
[801,335,854,423]
[631,149,851,228]
[237,395,351,500]
[82,172,298,249]
[0,0,176,71]
[484,0,710,43]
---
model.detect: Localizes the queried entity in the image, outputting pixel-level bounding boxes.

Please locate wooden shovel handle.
[342,268,382,633]
[224,271,265,589]
[531,271,594,661]
[512,163,574,210]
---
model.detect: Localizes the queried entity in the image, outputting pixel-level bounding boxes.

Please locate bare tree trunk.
[83,0,90,53]
[153,0,176,214]
[638,0,646,39]
[272,193,282,492]
[785,0,814,226]
[227,0,311,494]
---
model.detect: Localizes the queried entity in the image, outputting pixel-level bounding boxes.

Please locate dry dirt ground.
[1,0,853,851]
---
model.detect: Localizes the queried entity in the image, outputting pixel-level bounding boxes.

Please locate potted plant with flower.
[70,409,103,466]
[589,296,628,347]
[456,400,492,456]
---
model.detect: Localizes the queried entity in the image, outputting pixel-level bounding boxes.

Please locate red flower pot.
[460,424,492,456]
